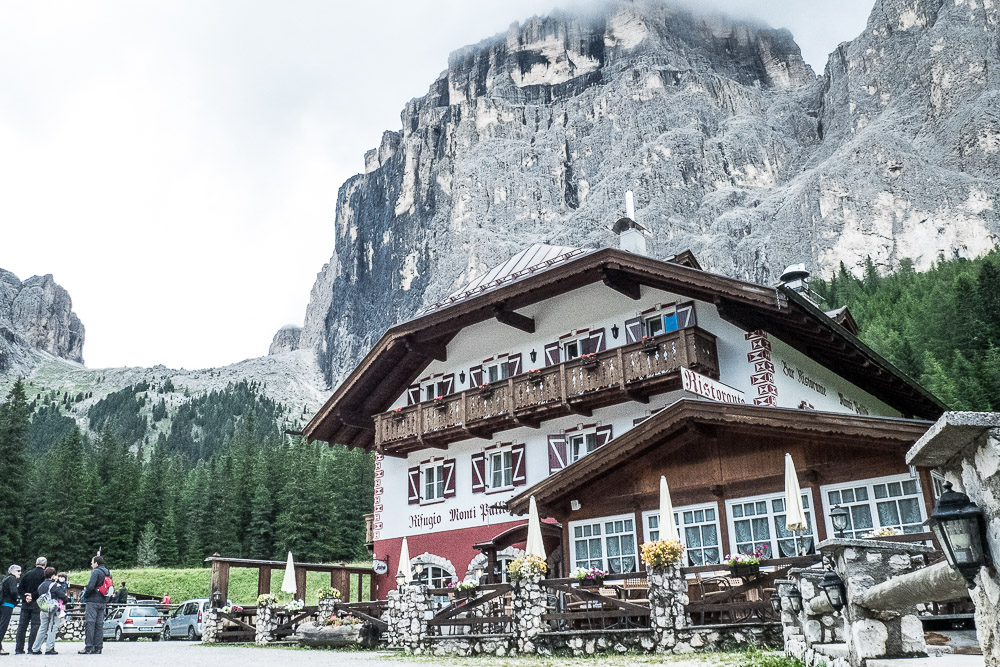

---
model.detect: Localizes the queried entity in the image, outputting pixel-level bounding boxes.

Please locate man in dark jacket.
[15,557,46,654]
[0,564,21,655]
[80,556,111,655]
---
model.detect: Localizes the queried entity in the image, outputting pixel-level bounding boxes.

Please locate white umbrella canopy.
[784,453,808,555]
[397,537,412,584]
[659,475,679,542]
[525,496,547,559]
[280,551,297,595]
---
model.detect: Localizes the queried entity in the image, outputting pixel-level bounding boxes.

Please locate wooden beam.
[493,304,535,333]
[339,412,375,432]
[602,268,641,300]
[567,404,593,417]
[404,335,447,362]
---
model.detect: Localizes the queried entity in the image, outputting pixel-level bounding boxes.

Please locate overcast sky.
[0,0,875,371]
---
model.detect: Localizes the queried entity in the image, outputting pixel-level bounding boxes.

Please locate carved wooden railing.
[375,326,719,452]
[425,583,514,636]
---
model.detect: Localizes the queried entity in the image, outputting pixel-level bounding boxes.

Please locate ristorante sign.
[681,368,747,404]
[408,502,512,533]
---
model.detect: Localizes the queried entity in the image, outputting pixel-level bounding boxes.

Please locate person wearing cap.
[15,557,46,654]
[0,564,21,655]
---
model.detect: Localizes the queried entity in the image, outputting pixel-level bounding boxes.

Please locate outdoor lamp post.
[929,481,993,588]
[786,586,803,612]
[769,591,782,613]
[830,505,849,538]
[395,571,406,588]
[818,570,847,612]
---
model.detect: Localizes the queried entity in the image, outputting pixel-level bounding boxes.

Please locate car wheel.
[163,626,171,640]
[187,626,197,641]
[115,627,123,642]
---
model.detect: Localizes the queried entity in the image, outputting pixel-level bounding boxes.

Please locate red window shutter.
[511,443,527,486]
[406,385,420,405]
[471,453,486,493]
[507,353,522,377]
[544,342,560,366]
[676,301,697,329]
[595,424,613,448]
[625,318,642,344]
[547,434,567,474]
[407,466,420,505]
[470,365,484,387]
[441,373,455,395]
[588,328,606,353]
[442,458,456,498]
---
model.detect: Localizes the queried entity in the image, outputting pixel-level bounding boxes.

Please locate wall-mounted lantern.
[529,349,537,363]
[769,591,782,613]
[929,482,993,588]
[611,324,620,340]
[818,570,846,612]
[830,505,849,538]
[459,371,466,385]
[786,586,803,612]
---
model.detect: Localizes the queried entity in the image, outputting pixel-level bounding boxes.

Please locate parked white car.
[103,605,163,641]
[162,598,209,640]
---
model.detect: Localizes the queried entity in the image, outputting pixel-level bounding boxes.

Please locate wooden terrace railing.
[425,583,515,636]
[376,326,720,452]
[539,577,651,631]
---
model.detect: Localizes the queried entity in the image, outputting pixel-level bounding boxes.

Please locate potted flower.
[433,395,447,410]
[725,545,769,577]
[283,599,305,612]
[256,593,278,609]
[507,554,547,583]
[316,585,341,601]
[391,407,405,422]
[446,580,479,600]
[478,382,494,397]
[641,539,684,570]
[220,604,243,615]
[863,526,901,539]
[571,566,608,587]
[295,614,363,648]
[579,352,599,370]
[641,335,658,354]
[527,368,544,386]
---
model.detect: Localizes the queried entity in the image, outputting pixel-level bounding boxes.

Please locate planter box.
[295,621,360,648]
[641,341,659,354]
[729,563,760,578]
[578,578,605,589]
[447,588,479,601]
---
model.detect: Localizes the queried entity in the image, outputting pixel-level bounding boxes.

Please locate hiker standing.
[80,556,112,655]
[32,568,70,655]
[0,565,21,655]
[15,557,46,654]
[116,581,128,604]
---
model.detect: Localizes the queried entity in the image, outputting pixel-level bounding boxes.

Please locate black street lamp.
[769,591,782,613]
[818,570,847,612]
[830,505,850,538]
[929,482,993,588]
[786,586,803,612]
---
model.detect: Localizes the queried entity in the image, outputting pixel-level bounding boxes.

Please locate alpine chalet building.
[304,237,945,599]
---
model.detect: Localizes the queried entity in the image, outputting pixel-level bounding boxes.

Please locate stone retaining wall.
[3,609,86,643]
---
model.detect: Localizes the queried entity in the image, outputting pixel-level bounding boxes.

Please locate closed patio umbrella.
[280,551,297,596]
[784,453,808,556]
[659,475,679,542]
[397,536,412,584]
[525,496,547,560]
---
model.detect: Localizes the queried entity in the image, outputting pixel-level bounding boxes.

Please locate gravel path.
[0,640,744,666]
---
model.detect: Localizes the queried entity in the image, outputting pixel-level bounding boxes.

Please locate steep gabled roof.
[506,399,934,515]
[304,248,945,450]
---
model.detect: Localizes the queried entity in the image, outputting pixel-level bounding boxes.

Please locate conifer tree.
[0,379,29,562]
[157,508,180,567]
[136,522,159,567]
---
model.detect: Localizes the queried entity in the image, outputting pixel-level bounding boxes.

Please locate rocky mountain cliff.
[0,270,85,373]
[284,0,999,388]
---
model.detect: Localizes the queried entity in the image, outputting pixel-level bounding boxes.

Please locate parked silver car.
[162,598,208,640]
[103,605,163,641]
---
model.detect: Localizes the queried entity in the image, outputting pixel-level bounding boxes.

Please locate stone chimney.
[613,190,648,256]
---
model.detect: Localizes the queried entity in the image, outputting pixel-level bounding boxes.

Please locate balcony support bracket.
[404,335,447,362]
[493,304,535,334]
[603,268,641,300]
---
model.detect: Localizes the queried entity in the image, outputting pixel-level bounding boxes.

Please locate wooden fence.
[204,555,375,605]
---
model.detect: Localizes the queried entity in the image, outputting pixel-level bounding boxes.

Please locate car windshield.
[129,607,159,617]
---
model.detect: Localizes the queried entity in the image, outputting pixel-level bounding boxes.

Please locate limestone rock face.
[268,325,302,355]
[0,269,85,366]
[290,0,1000,388]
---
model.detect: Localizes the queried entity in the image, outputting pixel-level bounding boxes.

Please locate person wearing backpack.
[80,556,112,655]
[32,568,70,655]
[15,557,46,654]
[0,564,21,655]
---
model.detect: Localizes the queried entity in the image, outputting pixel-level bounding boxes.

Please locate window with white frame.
[571,514,638,574]
[488,447,513,490]
[727,491,816,559]
[423,462,445,502]
[484,359,510,384]
[562,336,587,361]
[644,503,722,566]
[567,431,598,463]
[423,379,450,402]
[821,474,925,539]
[414,564,452,589]
[931,471,947,501]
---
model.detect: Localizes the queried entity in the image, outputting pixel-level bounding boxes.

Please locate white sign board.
[681,368,747,404]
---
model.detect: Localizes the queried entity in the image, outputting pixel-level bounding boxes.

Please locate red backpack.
[96,569,114,599]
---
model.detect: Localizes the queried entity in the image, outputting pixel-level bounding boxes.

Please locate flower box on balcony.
[433,396,447,411]
[579,353,599,370]
[527,369,544,386]
[641,336,658,354]
[729,563,760,578]
[478,383,494,397]
[391,409,405,423]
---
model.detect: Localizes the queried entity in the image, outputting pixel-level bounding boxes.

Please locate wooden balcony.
[375,326,719,455]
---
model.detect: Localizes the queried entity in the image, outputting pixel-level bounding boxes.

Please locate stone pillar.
[647,564,689,652]
[820,539,931,666]
[384,584,432,653]
[255,604,281,645]
[317,596,340,623]
[511,575,545,653]
[797,569,845,647]
[201,608,224,643]
[908,412,1000,667]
